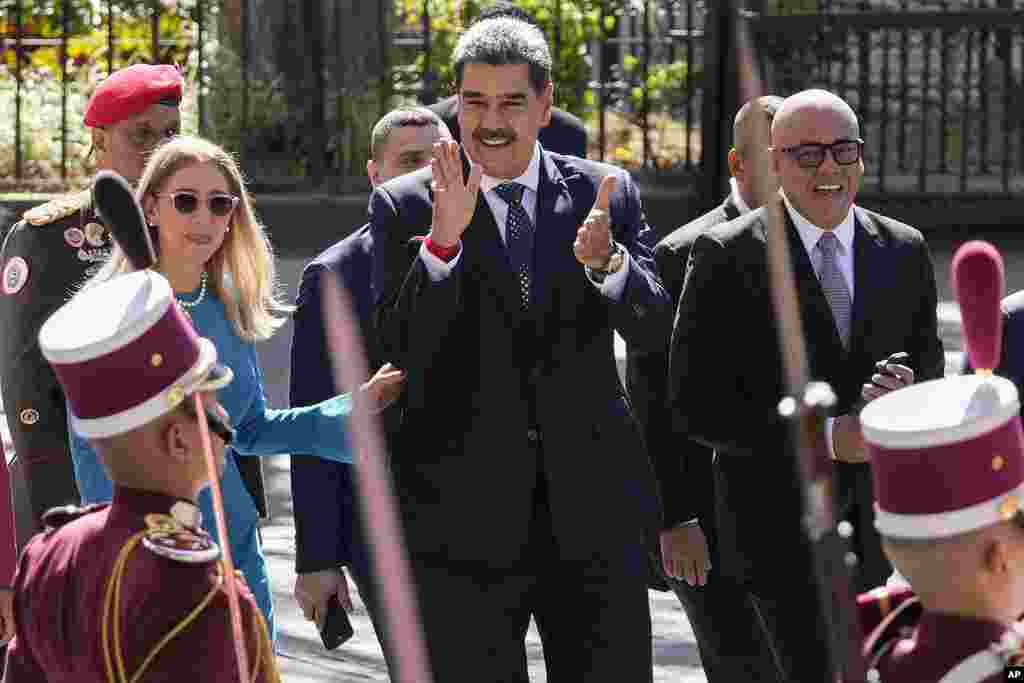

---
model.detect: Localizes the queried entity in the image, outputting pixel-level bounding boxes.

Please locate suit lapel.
[531,150,580,331]
[848,207,885,353]
[722,196,741,222]
[776,202,847,360]
[461,188,522,320]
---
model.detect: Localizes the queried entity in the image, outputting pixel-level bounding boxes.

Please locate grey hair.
[453,17,552,94]
[370,106,450,160]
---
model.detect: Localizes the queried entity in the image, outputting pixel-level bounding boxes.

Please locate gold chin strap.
[101,533,271,683]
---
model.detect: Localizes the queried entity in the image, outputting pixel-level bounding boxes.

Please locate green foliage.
[394,0,616,117]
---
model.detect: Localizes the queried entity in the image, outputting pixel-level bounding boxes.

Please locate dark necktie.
[816,231,852,347]
[494,182,534,311]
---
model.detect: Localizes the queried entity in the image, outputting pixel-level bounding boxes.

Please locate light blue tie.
[817,231,852,347]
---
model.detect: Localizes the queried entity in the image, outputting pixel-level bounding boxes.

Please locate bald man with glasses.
[668,89,944,681]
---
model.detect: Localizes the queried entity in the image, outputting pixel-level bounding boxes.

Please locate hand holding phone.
[863,351,914,404]
[318,593,355,650]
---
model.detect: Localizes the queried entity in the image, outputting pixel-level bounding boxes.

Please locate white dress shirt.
[780,191,857,460]
[419,143,631,300]
[729,177,752,216]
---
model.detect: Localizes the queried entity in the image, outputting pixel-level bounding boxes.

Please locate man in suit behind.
[427,1,587,159]
[628,95,783,682]
[289,105,448,668]
[374,17,670,681]
[669,89,944,680]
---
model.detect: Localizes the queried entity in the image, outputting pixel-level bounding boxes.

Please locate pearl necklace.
[176,272,208,321]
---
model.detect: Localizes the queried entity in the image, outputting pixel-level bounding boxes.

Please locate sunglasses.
[156,191,239,218]
[778,139,865,169]
[181,397,235,446]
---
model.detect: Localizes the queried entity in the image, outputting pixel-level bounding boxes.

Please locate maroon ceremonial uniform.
[4,486,278,682]
[862,596,1024,683]
[857,243,1024,683]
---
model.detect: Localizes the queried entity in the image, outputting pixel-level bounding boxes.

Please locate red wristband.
[424,236,459,262]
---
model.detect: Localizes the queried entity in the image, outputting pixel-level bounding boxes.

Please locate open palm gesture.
[429,140,482,248]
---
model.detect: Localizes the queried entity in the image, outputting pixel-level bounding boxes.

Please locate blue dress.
[68,287,353,641]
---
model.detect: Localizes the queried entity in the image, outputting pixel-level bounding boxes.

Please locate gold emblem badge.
[141,513,219,564]
[84,222,106,247]
[166,386,185,408]
[19,408,39,426]
[150,353,163,368]
[999,494,1019,521]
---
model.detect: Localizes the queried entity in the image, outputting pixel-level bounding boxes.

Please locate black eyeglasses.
[181,398,235,446]
[156,191,239,218]
[778,139,865,169]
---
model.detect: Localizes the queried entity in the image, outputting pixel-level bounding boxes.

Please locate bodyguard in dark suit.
[982,289,1024,396]
[427,2,587,159]
[628,96,782,683]
[375,17,670,681]
[289,106,448,666]
[669,90,944,681]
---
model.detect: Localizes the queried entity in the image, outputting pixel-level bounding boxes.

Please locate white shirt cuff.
[419,240,462,282]
[825,417,836,460]
[586,243,631,301]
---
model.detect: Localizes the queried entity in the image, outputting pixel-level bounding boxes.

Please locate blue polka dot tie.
[495,183,534,311]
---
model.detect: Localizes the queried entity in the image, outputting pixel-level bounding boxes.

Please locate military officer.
[858,244,1024,681]
[4,268,280,681]
[0,64,182,546]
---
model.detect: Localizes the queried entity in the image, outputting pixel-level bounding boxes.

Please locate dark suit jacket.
[428,95,588,159]
[627,196,740,531]
[289,224,417,573]
[987,291,1024,393]
[669,198,944,591]
[372,150,671,567]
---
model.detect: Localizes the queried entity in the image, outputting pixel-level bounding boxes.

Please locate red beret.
[84,64,183,128]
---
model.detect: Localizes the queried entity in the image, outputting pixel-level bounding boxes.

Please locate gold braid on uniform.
[101,532,223,683]
[249,592,282,683]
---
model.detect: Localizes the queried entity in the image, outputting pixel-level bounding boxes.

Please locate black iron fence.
[2,0,1023,201]
[751,0,1024,196]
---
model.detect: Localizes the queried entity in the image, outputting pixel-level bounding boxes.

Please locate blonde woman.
[69,135,403,641]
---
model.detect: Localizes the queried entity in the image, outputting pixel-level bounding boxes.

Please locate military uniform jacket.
[4,486,279,682]
[0,191,113,536]
[861,587,1024,682]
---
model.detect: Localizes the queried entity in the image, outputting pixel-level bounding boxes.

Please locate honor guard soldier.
[4,269,280,681]
[0,64,182,545]
[858,241,1024,682]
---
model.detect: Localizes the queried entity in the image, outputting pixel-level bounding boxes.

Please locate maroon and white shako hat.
[862,373,1023,539]
[38,270,231,439]
[861,241,1024,539]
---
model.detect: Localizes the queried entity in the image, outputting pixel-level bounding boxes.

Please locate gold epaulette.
[22,190,91,227]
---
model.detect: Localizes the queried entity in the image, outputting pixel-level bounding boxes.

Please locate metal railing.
[3,0,1022,198]
[751,0,1024,195]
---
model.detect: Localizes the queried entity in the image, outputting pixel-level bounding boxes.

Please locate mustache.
[475,128,517,142]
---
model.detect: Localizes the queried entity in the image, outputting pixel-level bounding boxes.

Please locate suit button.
[632,303,645,317]
[527,428,539,443]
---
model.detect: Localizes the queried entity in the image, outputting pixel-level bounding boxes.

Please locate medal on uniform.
[142,512,220,564]
[84,222,107,247]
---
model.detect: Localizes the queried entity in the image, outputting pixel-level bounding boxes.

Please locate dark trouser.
[668,569,781,683]
[347,512,396,675]
[411,481,653,682]
[834,462,892,592]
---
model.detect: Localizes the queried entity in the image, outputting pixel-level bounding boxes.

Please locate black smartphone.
[318,594,355,650]
[875,352,911,377]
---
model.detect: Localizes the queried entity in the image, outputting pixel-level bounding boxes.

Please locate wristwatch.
[587,237,625,283]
